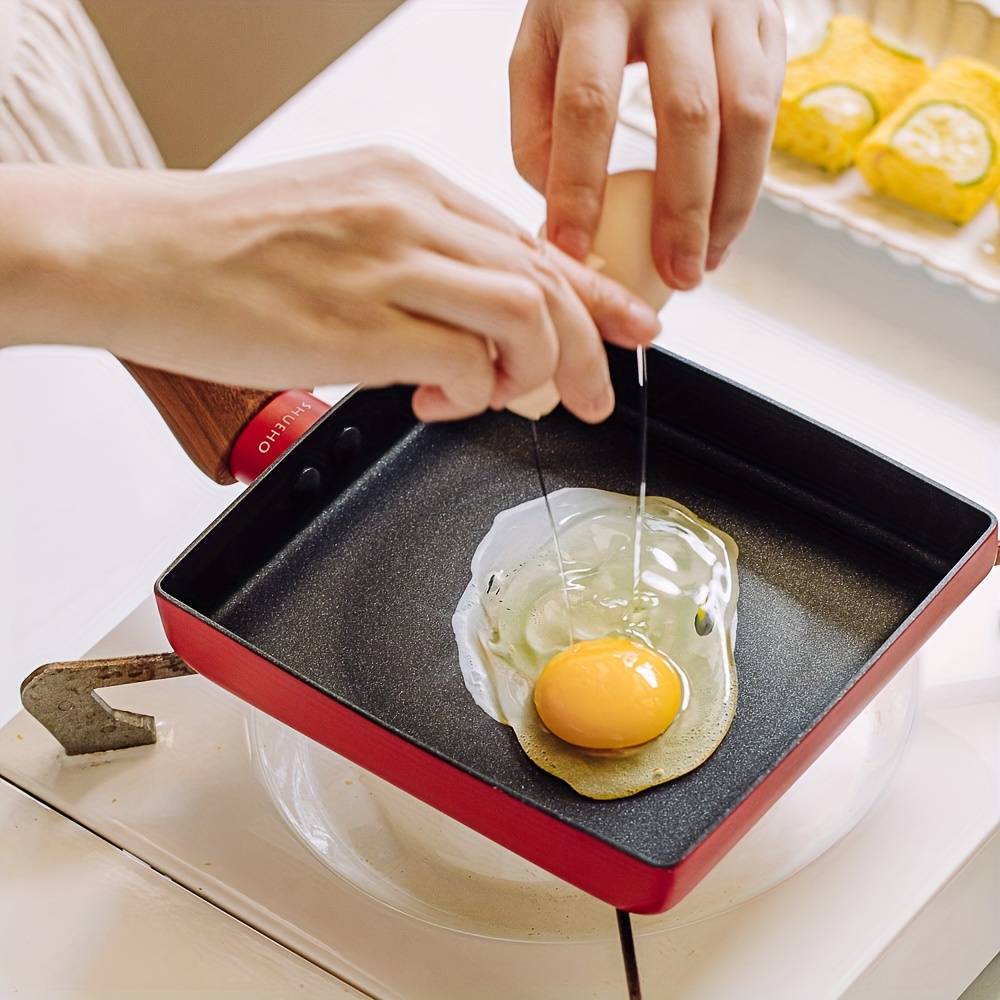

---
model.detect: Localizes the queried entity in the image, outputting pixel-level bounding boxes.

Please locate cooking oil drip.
[530,419,575,645]
[627,346,649,632]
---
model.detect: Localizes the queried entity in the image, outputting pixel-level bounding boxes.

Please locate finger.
[415,214,625,419]
[412,384,486,422]
[544,3,630,260]
[531,257,616,424]
[398,154,662,348]
[389,251,560,405]
[372,311,497,418]
[407,248,610,423]
[706,11,784,271]
[539,239,662,348]
[418,207,660,352]
[758,1,788,78]
[646,10,720,290]
[509,4,557,193]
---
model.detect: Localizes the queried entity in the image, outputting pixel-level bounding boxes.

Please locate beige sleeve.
[0,0,161,167]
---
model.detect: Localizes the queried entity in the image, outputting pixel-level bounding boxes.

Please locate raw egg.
[453,488,739,799]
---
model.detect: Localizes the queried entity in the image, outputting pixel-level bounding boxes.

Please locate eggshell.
[506,171,670,420]
[506,380,562,420]
[592,170,672,312]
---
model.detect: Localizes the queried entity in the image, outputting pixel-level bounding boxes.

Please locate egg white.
[453,488,739,799]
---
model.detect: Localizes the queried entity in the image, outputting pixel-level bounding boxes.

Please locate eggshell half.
[507,170,669,420]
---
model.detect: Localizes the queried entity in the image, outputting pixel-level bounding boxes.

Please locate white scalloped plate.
[618,0,1000,301]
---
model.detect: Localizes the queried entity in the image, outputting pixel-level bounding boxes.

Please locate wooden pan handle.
[120,360,275,485]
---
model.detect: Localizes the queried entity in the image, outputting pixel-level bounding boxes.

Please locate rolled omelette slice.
[856,56,1000,224]
[774,15,930,173]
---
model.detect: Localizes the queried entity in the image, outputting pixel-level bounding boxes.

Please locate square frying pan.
[149,345,998,914]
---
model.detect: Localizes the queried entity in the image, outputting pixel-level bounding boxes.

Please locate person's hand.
[4,150,660,423]
[510,0,786,289]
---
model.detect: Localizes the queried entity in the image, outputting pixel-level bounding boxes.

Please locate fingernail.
[671,253,703,289]
[554,224,592,261]
[705,244,730,272]
[593,383,616,422]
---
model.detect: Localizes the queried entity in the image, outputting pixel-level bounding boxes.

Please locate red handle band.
[228,389,331,484]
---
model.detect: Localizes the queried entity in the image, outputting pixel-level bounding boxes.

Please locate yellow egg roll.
[856,56,1000,224]
[774,15,930,173]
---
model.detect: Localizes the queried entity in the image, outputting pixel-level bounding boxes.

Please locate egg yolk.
[533,638,682,750]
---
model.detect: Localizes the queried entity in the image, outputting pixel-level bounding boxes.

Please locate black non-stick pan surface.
[160,345,996,874]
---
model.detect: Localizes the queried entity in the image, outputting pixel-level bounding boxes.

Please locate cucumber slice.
[799,85,878,131]
[890,101,994,185]
[869,30,924,62]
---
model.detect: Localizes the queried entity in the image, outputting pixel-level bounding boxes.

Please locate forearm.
[0,164,200,359]
[0,164,88,348]
[0,151,661,422]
